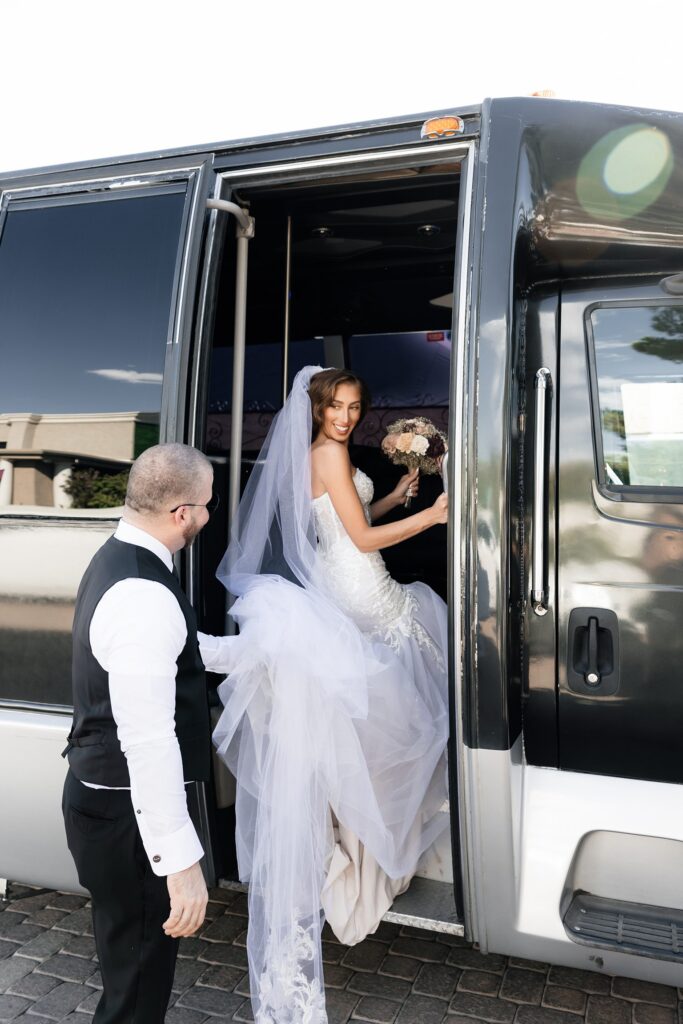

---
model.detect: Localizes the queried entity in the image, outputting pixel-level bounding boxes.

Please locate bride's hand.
[393,468,419,504]
[430,492,448,525]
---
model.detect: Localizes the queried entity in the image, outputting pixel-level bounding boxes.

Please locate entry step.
[564,892,683,963]
[219,876,463,937]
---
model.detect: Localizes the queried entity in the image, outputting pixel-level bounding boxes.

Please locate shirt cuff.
[136,815,205,877]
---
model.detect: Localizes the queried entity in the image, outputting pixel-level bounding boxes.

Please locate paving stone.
[53,908,93,935]
[0,921,43,946]
[0,959,34,991]
[25,910,68,930]
[515,1008,585,1024]
[77,987,102,1013]
[12,928,65,962]
[172,959,209,991]
[324,964,354,989]
[401,926,439,940]
[389,937,448,963]
[35,953,98,983]
[448,990,517,1022]
[196,964,244,991]
[178,937,210,960]
[457,968,500,996]
[0,943,16,962]
[176,985,243,1016]
[633,1004,676,1024]
[59,934,97,959]
[446,946,507,973]
[232,998,255,1022]
[85,968,102,989]
[27,980,90,1019]
[326,989,361,1024]
[352,994,400,1022]
[378,955,422,982]
[0,917,26,936]
[499,967,545,1005]
[510,957,549,974]
[46,894,88,912]
[201,913,245,944]
[414,963,460,1001]
[394,993,447,1023]
[542,985,587,1014]
[586,995,633,1024]
[373,923,402,943]
[165,1006,213,1024]
[228,893,249,917]
[612,979,677,1008]
[7,972,59,999]
[323,940,347,965]
[322,923,343,944]
[3,893,52,915]
[343,941,389,973]
[198,942,249,970]
[547,965,611,995]
[234,929,248,948]
[0,994,31,1020]
[234,973,251,997]
[348,971,411,1001]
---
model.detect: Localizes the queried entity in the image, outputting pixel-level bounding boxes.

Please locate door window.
[0,185,188,706]
[590,304,683,491]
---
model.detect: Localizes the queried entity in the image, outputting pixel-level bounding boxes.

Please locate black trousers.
[62,770,179,1023]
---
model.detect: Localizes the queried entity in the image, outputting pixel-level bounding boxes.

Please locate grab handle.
[532,368,551,616]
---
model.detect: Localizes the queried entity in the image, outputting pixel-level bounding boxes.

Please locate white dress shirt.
[85,519,238,877]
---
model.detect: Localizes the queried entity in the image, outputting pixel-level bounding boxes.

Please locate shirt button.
[153,855,161,863]
[136,809,141,815]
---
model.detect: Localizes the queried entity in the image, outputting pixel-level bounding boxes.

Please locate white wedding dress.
[213,466,449,1023]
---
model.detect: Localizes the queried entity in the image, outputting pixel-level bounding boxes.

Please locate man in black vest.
[62,443,232,1024]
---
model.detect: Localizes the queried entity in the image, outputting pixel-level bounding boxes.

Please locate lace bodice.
[311,469,438,659]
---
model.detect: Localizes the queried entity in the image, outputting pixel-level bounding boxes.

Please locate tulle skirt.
[213,575,449,1024]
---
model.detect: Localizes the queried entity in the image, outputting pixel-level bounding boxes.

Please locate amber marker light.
[421,115,465,140]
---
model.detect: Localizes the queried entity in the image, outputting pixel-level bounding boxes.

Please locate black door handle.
[567,607,620,696]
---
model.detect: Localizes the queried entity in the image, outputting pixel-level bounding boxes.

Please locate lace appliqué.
[257,914,328,1024]
[312,469,443,667]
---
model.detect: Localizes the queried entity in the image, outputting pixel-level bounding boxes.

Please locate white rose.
[410,435,429,455]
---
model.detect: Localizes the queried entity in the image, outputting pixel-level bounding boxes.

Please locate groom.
[62,443,231,1024]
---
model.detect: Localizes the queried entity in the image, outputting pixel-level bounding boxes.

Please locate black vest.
[64,536,210,787]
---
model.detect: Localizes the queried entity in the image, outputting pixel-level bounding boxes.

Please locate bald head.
[125,443,212,516]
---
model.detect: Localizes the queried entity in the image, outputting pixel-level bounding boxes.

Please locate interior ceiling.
[217,171,461,344]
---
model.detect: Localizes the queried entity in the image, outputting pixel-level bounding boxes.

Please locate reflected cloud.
[88,368,163,385]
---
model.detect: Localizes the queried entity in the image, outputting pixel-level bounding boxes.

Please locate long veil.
[213,365,449,1024]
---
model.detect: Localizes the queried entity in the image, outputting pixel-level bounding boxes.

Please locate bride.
[212,365,449,1024]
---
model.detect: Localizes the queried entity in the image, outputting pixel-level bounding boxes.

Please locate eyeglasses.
[169,493,220,515]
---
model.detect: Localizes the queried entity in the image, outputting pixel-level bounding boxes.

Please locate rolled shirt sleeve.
[90,579,205,877]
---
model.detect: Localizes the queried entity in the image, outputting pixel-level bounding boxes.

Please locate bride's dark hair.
[308,368,371,436]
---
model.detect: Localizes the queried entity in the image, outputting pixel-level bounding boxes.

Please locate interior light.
[418,224,440,237]
[430,292,454,309]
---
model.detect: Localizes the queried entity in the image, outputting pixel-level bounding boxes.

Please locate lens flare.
[576,125,673,221]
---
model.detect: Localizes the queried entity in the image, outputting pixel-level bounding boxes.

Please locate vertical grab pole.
[206,199,255,634]
[282,215,293,404]
[532,367,551,616]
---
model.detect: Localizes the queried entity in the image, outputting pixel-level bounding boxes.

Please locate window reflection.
[0,190,186,511]
[592,305,683,488]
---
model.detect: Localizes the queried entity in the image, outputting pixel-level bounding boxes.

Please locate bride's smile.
[319,382,362,445]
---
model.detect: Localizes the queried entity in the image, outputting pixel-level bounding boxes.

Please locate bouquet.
[381,417,448,506]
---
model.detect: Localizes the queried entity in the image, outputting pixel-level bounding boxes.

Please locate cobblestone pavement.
[0,882,680,1023]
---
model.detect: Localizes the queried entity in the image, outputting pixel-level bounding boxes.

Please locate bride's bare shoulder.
[311,441,352,473]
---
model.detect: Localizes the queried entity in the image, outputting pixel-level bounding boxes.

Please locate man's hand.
[163,861,208,938]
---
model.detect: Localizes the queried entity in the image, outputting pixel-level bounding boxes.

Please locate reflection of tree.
[602,408,625,438]
[633,307,683,363]
[65,468,129,509]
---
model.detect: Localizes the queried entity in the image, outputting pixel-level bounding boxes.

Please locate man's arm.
[91,579,208,937]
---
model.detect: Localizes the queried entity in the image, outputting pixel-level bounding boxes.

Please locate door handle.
[567,607,620,695]
[532,368,551,616]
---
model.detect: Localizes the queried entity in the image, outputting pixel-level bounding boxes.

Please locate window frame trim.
[585,296,683,505]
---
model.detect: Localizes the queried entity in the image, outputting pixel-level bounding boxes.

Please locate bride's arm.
[314,445,446,553]
[368,468,418,522]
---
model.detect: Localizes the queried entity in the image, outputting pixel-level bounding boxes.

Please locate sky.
[1,0,681,174]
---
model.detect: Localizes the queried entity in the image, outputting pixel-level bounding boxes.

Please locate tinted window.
[0,189,186,511]
[591,305,683,489]
[0,186,187,706]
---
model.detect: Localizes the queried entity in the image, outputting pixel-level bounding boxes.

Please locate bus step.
[564,892,683,963]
